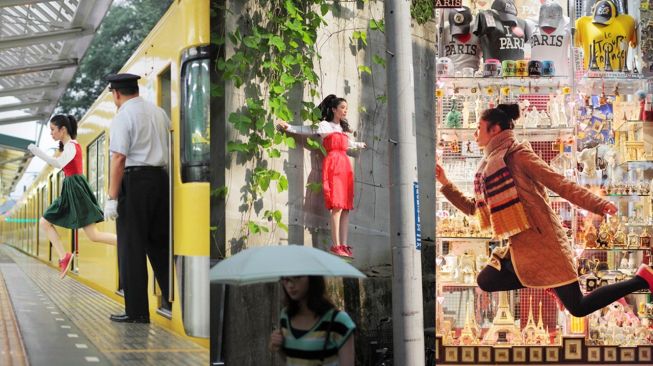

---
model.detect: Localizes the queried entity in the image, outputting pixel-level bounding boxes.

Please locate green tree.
[56,0,172,117]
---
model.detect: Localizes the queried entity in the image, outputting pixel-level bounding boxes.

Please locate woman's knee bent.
[39,217,51,229]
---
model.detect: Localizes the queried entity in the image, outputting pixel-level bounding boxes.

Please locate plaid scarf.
[474,130,530,239]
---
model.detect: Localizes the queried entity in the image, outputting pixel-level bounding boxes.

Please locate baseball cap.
[539,1,563,29]
[448,7,473,36]
[593,0,617,25]
[491,0,518,23]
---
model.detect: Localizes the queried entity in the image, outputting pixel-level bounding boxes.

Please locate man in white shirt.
[104,73,171,323]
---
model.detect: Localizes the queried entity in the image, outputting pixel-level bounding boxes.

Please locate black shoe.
[109,313,150,323]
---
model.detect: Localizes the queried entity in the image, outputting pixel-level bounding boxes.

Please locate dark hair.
[113,86,139,96]
[50,114,78,151]
[318,94,351,132]
[480,103,519,131]
[283,276,335,318]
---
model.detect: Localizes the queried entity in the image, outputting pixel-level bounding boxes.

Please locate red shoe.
[636,264,653,292]
[342,245,354,258]
[328,245,350,258]
[59,253,74,279]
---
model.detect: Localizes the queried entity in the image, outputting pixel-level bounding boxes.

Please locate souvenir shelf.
[435,1,653,364]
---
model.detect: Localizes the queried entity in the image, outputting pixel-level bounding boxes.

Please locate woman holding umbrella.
[277,95,367,258]
[268,275,355,365]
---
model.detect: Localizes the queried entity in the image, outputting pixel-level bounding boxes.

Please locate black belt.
[124,166,165,173]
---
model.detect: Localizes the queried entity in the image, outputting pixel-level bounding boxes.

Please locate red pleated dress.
[321,132,354,210]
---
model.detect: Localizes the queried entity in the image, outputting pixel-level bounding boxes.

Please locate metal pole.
[384,1,425,365]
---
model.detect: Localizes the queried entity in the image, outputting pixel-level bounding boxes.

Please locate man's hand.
[104,199,118,220]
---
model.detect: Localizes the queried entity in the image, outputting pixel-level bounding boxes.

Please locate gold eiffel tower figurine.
[482,291,523,344]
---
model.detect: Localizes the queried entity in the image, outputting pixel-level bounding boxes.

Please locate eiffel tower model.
[522,296,538,344]
[534,301,550,345]
[459,300,480,345]
[482,291,523,344]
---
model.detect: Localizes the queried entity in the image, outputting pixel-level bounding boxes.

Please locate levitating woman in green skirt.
[28,115,117,278]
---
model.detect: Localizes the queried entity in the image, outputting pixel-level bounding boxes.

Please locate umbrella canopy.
[210,245,366,286]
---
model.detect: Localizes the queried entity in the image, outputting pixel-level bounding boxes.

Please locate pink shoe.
[59,252,74,279]
[636,264,653,292]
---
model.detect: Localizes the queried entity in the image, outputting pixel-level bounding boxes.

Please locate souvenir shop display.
[435,1,653,364]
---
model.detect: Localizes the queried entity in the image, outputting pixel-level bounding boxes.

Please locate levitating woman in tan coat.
[436,104,653,317]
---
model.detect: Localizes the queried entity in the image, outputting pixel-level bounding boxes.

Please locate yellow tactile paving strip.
[1,245,208,365]
[0,270,29,366]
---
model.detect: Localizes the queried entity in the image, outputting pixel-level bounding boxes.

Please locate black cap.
[539,1,563,29]
[593,0,616,25]
[491,0,518,23]
[106,73,141,90]
[449,7,473,36]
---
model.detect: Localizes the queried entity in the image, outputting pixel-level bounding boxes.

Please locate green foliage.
[411,0,434,25]
[219,1,328,238]
[56,0,173,116]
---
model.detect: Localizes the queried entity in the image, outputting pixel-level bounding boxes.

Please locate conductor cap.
[106,73,141,90]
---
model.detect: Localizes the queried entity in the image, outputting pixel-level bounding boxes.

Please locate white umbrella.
[210,245,366,286]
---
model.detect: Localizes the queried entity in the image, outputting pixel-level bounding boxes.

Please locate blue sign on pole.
[413,181,422,251]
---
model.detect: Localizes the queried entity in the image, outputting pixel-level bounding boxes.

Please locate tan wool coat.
[441,141,610,288]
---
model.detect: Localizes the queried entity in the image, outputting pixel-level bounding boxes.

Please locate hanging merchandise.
[530,1,572,76]
[474,0,532,62]
[443,6,482,71]
[575,0,637,72]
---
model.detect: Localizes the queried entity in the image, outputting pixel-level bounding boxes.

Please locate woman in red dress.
[279,95,367,258]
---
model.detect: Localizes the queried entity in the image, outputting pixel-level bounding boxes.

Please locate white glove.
[27,143,36,153]
[104,199,118,220]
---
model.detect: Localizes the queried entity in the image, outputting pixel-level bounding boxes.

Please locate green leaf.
[277,222,289,232]
[372,54,386,68]
[269,148,281,158]
[227,141,250,153]
[269,36,286,51]
[376,94,388,103]
[320,3,330,16]
[211,186,228,199]
[280,73,296,86]
[284,136,296,149]
[370,19,385,32]
[306,182,322,193]
[352,31,367,46]
[277,175,288,192]
[243,35,260,49]
[358,65,372,75]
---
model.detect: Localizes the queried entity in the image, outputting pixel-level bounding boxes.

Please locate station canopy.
[0,0,112,202]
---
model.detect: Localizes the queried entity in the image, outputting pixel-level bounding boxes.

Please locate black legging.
[476,258,647,317]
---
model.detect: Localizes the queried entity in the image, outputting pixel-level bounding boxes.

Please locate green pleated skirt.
[43,174,104,229]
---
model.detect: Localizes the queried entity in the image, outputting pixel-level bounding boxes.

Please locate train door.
[157,66,173,316]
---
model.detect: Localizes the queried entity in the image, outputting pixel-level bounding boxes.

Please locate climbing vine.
[215,1,328,239]
[215,1,434,241]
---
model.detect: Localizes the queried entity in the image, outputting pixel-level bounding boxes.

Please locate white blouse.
[285,120,365,149]
[30,140,77,169]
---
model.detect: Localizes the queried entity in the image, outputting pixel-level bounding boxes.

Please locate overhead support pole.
[0,0,56,7]
[384,1,425,365]
[0,100,50,113]
[0,114,48,126]
[0,27,88,49]
[0,58,78,77]
[0,82,58,97]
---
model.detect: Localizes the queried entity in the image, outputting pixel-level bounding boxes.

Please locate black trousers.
[476,258,647,317]
[116,167,170,317]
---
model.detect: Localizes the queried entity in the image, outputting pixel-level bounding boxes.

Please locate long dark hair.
[480,103,519,131]
[50,114,78,151]
[318,94,351,132]
[283,276,335,318]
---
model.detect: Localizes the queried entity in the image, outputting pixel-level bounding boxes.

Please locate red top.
[63,142,83,176]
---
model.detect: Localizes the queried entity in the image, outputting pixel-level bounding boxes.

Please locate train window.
[87,134,106,206]
[180,46,211,182]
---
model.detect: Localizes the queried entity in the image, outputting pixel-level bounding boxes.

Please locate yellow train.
[0,0,211,346]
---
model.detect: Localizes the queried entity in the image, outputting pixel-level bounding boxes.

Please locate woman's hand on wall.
[436,163,450,186]
[268,329,284,353]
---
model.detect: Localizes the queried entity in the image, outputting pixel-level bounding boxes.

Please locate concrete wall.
[214,1,435,364]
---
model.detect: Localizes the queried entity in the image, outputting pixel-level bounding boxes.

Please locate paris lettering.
[531,34,564,48]
[445,43,478,56]
[500,36,524,50]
